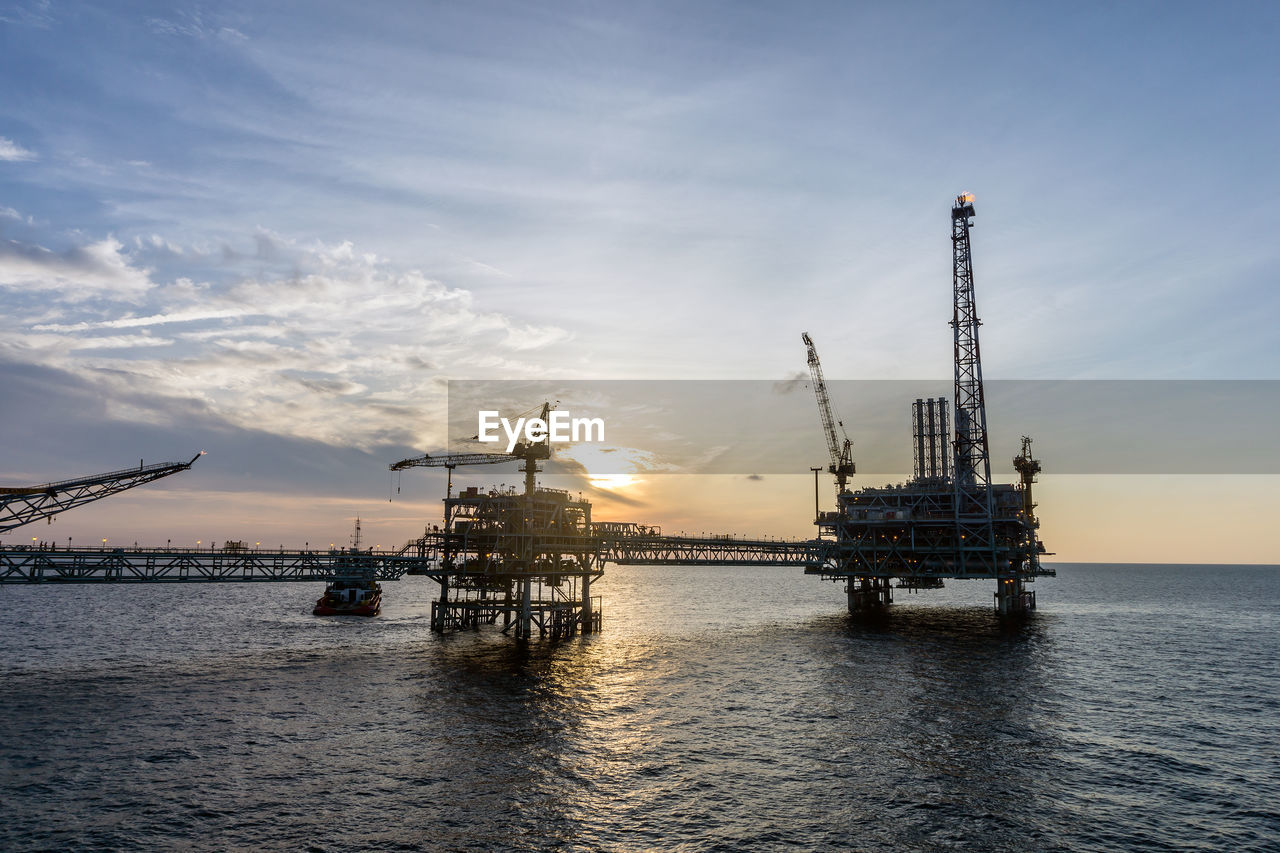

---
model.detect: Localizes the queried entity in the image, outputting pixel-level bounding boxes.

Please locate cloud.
[33,308,248,332]
[0,357,416,502]
[145,12,247,42]
[0,236,151,300]
[134,234,183,255]
[0,137,37,161]
[0,228,573,451]
[502,320,572,350]
[544,455,650,508]
[0,206,37,226]
[0,1,51,28]
[68,334,174,350]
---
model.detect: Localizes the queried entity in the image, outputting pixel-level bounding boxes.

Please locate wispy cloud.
[0,236,151,300]
[0,228,572,450]
[0,0,52,29]
[0,137,37,162]
[33,308,249,332]
[145,11,247,42]
[69,334,174,351]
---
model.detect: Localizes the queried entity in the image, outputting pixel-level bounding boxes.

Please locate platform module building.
[812,421,1046,614]
[390,403,605,639]
[428,483,603,639]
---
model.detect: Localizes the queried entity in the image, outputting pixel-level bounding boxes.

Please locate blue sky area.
[1,1,1278,555]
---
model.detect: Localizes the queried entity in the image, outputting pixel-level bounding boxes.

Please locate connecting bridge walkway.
[598,534,827,566]
[0,547,428,584]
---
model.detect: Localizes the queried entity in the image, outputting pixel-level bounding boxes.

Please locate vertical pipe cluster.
[912,397,951,481]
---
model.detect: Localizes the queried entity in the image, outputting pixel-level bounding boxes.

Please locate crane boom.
[390,452,518,471]
[392,401,556,503]
[801,332,855,492]
[0,452,204,534]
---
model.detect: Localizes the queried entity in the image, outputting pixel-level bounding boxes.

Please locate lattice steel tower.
[950,193,992,491]
[950,193,996,567]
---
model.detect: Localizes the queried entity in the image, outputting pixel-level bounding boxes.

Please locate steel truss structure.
[422,485,604,639]
[0,547,421,584]
[600,533,823,566]
[0,454,202,534]
[950,194,1000,576]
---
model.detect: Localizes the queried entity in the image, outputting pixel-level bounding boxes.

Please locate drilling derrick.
[950,193,993,494]
[950,193,998,573]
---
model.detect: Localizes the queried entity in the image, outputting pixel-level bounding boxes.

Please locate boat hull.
[312,596,381,617]
[313,579,382,617]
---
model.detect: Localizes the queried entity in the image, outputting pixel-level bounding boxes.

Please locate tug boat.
[313,517,382,616]
[313,578,382,617]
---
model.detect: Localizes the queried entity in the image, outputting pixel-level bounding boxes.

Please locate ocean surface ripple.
[2,563,1277,851]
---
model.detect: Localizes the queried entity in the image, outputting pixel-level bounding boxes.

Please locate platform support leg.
[431,577,450,632]
[847,577,892,614]
[517,576,532,639]
[581,574,594,635]
[995,576,1035,617]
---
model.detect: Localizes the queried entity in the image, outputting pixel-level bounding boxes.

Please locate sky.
[1,1,1278,561]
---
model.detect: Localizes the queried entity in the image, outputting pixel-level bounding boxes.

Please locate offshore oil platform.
[0,194,1049,634]
[388,404,606,639]
[800,193,1050,616]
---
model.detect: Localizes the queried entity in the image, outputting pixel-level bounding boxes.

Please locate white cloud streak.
[0,136,37,161]
[33,308,249,332]
[145,11,247,42]
[68,334,174,350]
